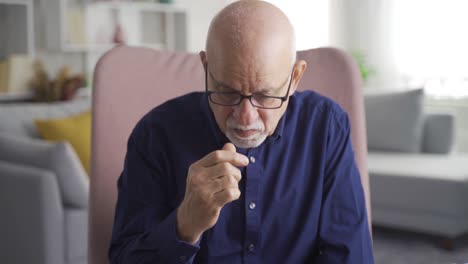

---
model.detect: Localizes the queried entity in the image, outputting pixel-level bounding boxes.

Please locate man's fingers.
[199,149,249,168]
[208,174,239,193]
[213,187,241,207]
[222,142,236,152]
[206,162,242,181]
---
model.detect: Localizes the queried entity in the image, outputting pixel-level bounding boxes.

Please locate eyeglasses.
[205,65,294,109]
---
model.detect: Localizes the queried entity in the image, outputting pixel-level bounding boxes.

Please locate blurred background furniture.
[0,98,90,264]
[89,45,370,263]
[365,89,468,240]
[0,0,35,57]
[1,0,188,99]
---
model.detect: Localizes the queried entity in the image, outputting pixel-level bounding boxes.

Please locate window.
[265,1,329,50]
[391,0,468,98]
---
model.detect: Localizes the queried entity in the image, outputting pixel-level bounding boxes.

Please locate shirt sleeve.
[109,120,200,263]
[313,110,374,264]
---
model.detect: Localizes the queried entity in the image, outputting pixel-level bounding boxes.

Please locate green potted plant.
[351,50,376,85]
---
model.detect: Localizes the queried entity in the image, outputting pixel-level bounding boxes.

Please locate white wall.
[177,0,330,52]
[34,0,232,79]
[175,0,234,53]
[266,0,329,51]
[329,0,399,90]
[328,0,468,152]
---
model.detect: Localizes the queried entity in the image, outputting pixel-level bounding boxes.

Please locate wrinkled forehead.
[207,36,294,88]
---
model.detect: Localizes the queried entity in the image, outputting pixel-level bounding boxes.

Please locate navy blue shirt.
[110,91,374,263]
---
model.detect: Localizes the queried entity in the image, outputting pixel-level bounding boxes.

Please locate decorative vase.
[113,24,126,45]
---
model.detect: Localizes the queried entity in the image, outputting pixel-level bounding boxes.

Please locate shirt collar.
[270,109,286,141]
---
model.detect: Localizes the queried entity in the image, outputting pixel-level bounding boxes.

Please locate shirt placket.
[243,147,262,264]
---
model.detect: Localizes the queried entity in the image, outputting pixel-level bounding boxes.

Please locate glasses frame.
[205,65,294,109]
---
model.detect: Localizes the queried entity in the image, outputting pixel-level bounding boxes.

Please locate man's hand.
[176,143,249,244]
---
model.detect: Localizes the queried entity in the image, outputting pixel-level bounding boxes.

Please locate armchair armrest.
[0,161,65,264]
[422,113,455,154]
[0,134,89,208]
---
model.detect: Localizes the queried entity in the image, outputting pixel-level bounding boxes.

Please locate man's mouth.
[234,129,258,138]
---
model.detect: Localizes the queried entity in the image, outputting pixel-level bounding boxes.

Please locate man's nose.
[233,98,259,125]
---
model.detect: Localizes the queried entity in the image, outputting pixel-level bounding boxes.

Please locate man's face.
[204,56,295,149]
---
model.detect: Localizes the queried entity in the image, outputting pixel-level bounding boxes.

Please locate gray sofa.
[0,98,90,264]
[365,89,468,239]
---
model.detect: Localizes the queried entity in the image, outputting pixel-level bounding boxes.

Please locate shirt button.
[248,202,256,210]
[179,255,187,261]
[249,156,256,163]
[248,243,255,252]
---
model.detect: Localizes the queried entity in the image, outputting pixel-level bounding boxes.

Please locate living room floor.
[373,227,468,264]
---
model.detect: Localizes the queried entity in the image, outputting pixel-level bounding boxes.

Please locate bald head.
[205,0,296,71]
[201,1,307,149]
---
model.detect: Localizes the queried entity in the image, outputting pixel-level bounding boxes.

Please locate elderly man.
[109,0,374,263]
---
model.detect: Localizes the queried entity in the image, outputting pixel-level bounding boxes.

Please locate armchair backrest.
[297,47,370,222]
[89,46,370,264]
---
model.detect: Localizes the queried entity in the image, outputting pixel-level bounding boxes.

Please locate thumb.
[222,142,236,152]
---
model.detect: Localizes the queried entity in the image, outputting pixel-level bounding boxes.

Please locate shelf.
[0,0,35,57]
[61,44,116,53]
[41,0,187,52]
[84,2,187,51]
[34,0,188,91]
[88,1,186,13]
[0,0,31,5]
[0,91,34,102]
[140,43,166,50]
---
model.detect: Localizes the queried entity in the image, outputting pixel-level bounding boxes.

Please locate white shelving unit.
[84,1,188,81]
[0,0,35,57]
[85,1,187,51]
[43,0,187,52]
[41,0,187,82]
[42,0,88,52]
[0,0,35,98]
[0,0,189,93]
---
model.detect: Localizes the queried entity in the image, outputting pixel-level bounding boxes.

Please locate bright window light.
[392,0,468,98]
[264,1,329,50]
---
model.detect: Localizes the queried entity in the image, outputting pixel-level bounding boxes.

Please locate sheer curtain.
[264,0,399,90]
[391,0,468,98]
[267,0,468,151]
[328,0,398,90]
[329,0,468,97]
[391,0,468,152]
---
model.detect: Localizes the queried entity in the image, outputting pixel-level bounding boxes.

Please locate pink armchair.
[89,46,370,263]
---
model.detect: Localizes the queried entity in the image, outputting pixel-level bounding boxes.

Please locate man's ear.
[290,60,307,95]
[199,51,208,72]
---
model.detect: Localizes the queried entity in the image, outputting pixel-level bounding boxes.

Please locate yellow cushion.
[35,110,91,175]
